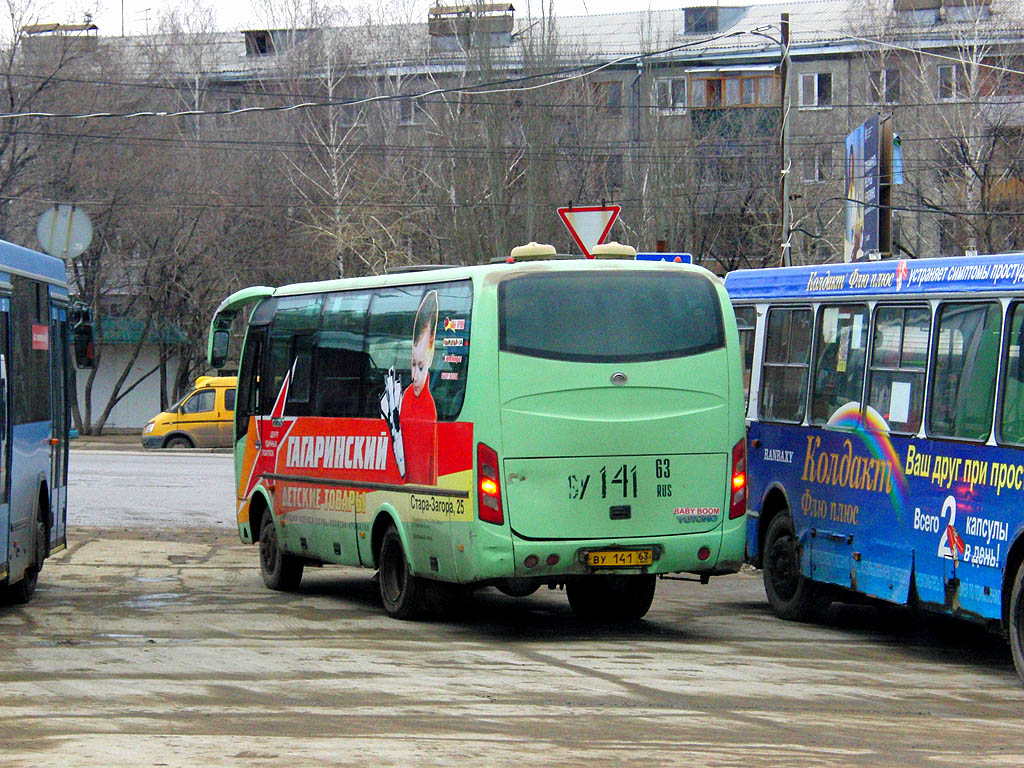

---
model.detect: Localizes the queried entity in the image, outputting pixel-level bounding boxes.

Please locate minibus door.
[48,304,68,549]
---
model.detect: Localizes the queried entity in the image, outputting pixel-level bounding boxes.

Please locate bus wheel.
[378,526,426,620]
[763,513,830,622]
[165,436,192,449]
[259,515,303,591]
[2,513,45,605]
[1010,564,1024,684]
[567,574,656,622]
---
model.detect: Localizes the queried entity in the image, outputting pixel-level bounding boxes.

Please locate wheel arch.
[1002,527,1024,631]
[370,505,404,570]
[162,432,195,448]
[37,478,52,532]
[755,482,791,569]
[246,488,273,545]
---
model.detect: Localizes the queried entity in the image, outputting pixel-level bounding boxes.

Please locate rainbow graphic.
[826,402,910,521]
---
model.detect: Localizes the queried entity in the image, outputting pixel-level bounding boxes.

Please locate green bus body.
[210,258,747,619]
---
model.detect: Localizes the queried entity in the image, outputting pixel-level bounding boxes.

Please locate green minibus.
[207,251,746,620]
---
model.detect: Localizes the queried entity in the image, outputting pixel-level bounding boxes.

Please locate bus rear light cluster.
[729,439,747,519]
[477,442,504,525]
[523,554,560,569]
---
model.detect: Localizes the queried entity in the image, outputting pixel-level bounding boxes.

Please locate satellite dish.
[37,204,93,260]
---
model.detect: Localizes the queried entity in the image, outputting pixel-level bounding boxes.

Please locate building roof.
[32,0,1024,80]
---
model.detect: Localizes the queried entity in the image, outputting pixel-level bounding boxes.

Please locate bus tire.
[378,526,426,620]
[1010,564,1024,684]
[164,435,193,449]
[259,515,303,591]
[763,512,830,622]
[2,511,45,605]
[567,574,656,622]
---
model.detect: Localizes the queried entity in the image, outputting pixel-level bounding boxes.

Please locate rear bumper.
[507,518,746,579]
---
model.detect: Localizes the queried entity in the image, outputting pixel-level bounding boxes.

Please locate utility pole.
[779,13,792,267]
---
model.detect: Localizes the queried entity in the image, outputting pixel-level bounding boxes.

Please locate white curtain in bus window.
[929,301,1000,441]
[811,304,868,424]
[760,307,812,423]
[868,305,930,433]
[1001,302,1024,445]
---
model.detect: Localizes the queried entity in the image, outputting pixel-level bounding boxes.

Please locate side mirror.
[69,303,95,369]
[73,324,95,368]
[210,329,230,369]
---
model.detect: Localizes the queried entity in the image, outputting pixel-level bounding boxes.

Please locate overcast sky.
[41,0,693,36]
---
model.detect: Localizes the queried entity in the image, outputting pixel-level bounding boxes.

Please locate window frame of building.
[938,64,960,101]
[869,68,900,104]
[593,80,623,114]
[398,97,425,126]
[799,72,832,108]
[338,101,365,128]
[655,77,687,113]
[802,144,832,183]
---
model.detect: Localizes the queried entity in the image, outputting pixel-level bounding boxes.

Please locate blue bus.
[0,240,92,604]
[725,253,1024,682]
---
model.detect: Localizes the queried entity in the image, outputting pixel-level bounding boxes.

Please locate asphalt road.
[68,449,236,528]
[2,450,1018,766]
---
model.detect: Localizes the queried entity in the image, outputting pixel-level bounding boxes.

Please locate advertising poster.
[844,115,879,262]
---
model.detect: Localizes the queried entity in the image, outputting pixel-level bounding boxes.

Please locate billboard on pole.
[844,115,880,262]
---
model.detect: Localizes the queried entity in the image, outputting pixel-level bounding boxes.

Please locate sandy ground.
[2,526,1023,768]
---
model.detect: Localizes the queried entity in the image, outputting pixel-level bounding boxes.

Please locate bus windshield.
[499,271,723,363]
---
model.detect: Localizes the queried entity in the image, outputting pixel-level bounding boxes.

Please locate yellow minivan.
[141,376,237,449]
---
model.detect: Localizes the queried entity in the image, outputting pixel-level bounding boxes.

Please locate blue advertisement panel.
[725,251,1024,301]
[748,419,1024,620]
[844,115,880,262]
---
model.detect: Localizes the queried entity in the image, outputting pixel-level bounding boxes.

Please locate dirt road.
[2,527,1022,767]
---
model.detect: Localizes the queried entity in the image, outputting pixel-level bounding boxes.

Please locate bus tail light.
[477,442,504,525]
[729,439,746,519]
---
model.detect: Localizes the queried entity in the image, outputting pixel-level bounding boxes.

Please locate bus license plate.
[586,550,653,568]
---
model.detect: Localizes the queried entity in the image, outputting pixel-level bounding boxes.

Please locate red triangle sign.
[558,205,621,258]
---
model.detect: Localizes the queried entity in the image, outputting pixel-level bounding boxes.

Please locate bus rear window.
[499,271,724,362]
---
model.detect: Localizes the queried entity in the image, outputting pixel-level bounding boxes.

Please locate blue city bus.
[725,253,1024,682]
[0,239,92,604]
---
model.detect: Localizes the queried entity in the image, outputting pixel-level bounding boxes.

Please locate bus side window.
[262,295,322,415]
[929,301,1000,441]
[1000,302,1024,445]
[733,305,756,408]
[811,304,868,425]
[867,305,930,434]
[286,336,314,416]
[364,286,423,417]
[316,290,372,418]
[429,281,473,421]
[237,327,265,441]
[759,307,812,423]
